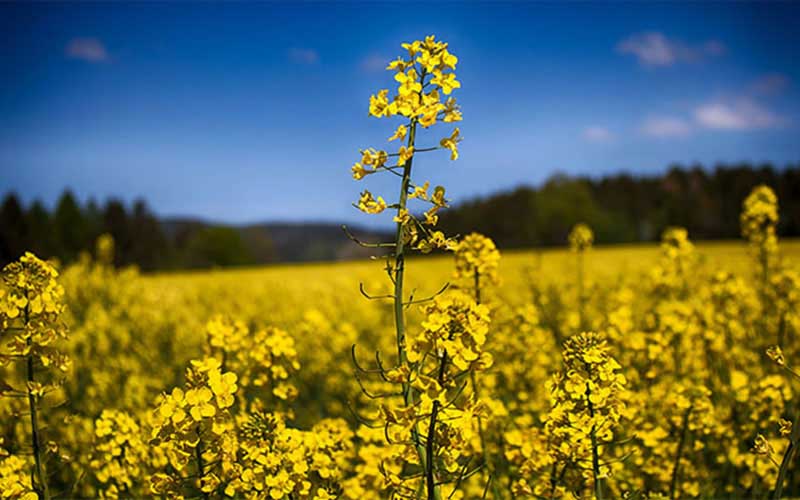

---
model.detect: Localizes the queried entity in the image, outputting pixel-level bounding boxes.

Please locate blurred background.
[1,2,798,270]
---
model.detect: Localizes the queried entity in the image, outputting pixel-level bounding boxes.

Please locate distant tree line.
[438,162,800,248]
[2,163,798,269]
[0,191,268,270]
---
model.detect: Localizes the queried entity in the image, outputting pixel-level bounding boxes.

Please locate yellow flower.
[767,345,785,366]
[779,418,792,437]
[453,233,500,283]
[431,185,447,207]
[401,39,422,57]
[397,146,414,166]
[388,124,408,142]
[410,181,430,200]
[393,208,411,225]
[395,68,422,97]
[752,434,775,456]
[568,223,594,251]
[442,97,462,122]
[357,190,387,215]
[423,208,439,226]
[351,163,370,180]
[432,70,461,95]
[387,57,409,72]
[360,148,388,168]
[439,128,460,160]
[369,89,390,117]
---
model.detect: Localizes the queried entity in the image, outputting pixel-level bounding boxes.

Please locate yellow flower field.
[3,35,800,500]
[2,236,800,499]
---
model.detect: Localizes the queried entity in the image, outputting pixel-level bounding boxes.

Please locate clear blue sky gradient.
[1,3,799,227]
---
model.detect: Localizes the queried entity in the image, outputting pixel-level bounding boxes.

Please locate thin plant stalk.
[670,405,693,500]
[586,383,603,500]
[471,269,502,500]
[392,112,439,499]
[577,250,586,331]
[772,407,800,499]
[24,300,50,500]
[195,429,209,500]
[425,350,448,500]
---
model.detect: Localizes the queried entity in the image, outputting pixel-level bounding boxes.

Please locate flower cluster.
[0,252,70,499]
[368,35,461,124]
[89,410,149,498]
[351,35,461,254]
[741,184,779,248]
[205,316,300,406]
[1,252,69,370]
[568,223,594,252]
[407,291,492,372]
[660,226,694,262]
[452,232,501,288]
[227,412,353,499]
[544,332,627,493]
[149,358,239,496]
[0,440,36,500]
[741,185,779,283]
[651,227,697,293]
[240,326,301,403]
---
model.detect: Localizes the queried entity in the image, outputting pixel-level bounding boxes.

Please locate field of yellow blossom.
[4,34,800,500]
[2,236,800,499]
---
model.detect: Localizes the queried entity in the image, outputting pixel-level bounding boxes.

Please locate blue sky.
[1,2,799,227]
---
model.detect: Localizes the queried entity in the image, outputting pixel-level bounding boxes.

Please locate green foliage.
[0,192,278,271]
[440,163,800,247]
[184,226,254,268]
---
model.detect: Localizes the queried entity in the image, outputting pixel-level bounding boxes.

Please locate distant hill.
[244,222,393,262]
[161,218,393,264]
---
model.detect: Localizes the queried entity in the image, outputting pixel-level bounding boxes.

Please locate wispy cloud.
[617,32,725,67]
[65,37,109,63]
[360,54,387,73]
[641,116,692,138]
[583,126,614,143]
[694,98,784,130]
[287,48,319,65]
[750,73,790,96]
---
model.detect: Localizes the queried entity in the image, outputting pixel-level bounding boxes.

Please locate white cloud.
[694,98,783,130]
[641,116,691,138]
[287,48,319,65]
[751,73,790,96]
[617,32,725,67]
[583,126,614,143]
[360,54,387,73]
[65,38,109,63]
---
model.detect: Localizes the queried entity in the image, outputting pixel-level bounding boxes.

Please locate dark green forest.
[2,163,798,270]
[439,163,800,249]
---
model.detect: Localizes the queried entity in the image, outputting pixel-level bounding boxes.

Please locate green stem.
[578,250,585,331]
[425,350,448,500]
[392,116,438,498]
[195,430,209,500]
[772,408,800,499]
[425,400,440,500]
[760,242,769,292]
[670,405,692,500]
[25,300,50,500]
[778,312,786,348]
[393,118,415,367]
[472,270,502,499]
[586,383,603,500]
[474,270,481,304]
